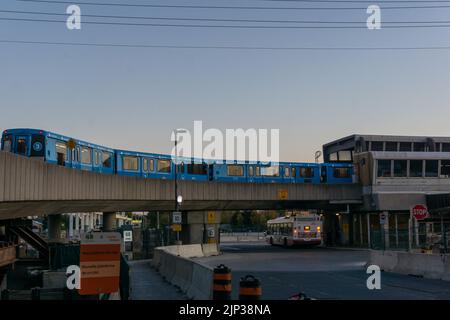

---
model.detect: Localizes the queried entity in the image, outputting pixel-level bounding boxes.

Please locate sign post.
[79,232,121,296]
[409,204,429,251]
[172,211,182,243]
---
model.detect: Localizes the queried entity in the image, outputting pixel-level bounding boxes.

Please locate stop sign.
[411,204,429,220]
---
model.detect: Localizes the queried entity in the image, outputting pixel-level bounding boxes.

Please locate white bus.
[266,213,322,247]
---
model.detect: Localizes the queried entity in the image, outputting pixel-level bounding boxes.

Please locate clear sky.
[1,0,450,162]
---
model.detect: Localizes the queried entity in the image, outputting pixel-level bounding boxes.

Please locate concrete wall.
[368,250,450,281]
[151,244,220,300]
[0,151,362,219]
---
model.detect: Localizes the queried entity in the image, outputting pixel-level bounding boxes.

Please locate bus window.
[81,147,92,165]
[102,152,112,168]
[2,135,12,152]
[227,165,244,176]
[55,142,67,166]
[158,159,172,173]
[123,156,138,171]
[16,137,28,155]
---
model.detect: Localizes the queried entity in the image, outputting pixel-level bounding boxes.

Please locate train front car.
[320,162,354,184]
[1,129,46,159]
[1,128,115,174]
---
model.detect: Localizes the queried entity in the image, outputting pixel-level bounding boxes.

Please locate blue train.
[0,128,354,184]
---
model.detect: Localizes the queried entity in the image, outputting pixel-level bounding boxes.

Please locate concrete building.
[322,134,450,250]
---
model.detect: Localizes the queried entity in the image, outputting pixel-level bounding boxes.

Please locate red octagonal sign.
[411,204,429,220]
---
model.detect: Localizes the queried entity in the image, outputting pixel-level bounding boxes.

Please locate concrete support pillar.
[75,213,80,238]
[68,214,74,239]
[48,214,62,243]
[103,212,117,232]
[180,211,221,245]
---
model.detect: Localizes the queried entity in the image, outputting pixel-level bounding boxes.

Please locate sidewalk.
[128,259,186,300]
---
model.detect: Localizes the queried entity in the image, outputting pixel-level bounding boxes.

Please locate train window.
[187,163,207,175]
[413,142,425,152]
[143,158,149,172]
[2,135,12,152]
[399,142,412,152]
[149,159,154,171]
[409,160,423,177]
[248,166,254,176]
[291,167,296,177]
[123,156,138,171]
[16,138,27,155]
[157,159,172,173]
[442,143,450,152]
[300,167,314,178]
[385,142,398,152]
[377,160,392,177]
[55,142,67,166]
[256,166,261,176]
[102,152,112,168]
[440,160,450,177]
[81,147,92,165]
[284,167,290,177]
[261,166,279,177]
[227,165,244,176]
[329,153,338,161]
[72,149,77,162]
[333,167,351,178]
[371,141,384,151]
[393,160,407,177]
[94,151,99,166]
[425,160,439,177]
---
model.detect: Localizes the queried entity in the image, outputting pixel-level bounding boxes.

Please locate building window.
[413,142,425,152]
[385,142,398,152]
[227,165,244,176]
[442,143,450,152]
[300,167,314,178]
[377,160,392,177]
[425,160,439,177]
[261,166,279,177]
[329,153,338,161]
[81,147,92,165]
[102,152,112,168]
[409,160,423,177]
[157,159,171,173]
[123,156,138,171]
[338,150,352,162]
[440,160,450,177]
[371,141,384,151]
[399,142,412,152]
[393,160,407,177]
[333,167,351,178]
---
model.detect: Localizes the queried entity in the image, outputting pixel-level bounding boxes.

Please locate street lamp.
[174,129,187,244]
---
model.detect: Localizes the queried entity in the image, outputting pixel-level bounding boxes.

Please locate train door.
[15,135,30,156]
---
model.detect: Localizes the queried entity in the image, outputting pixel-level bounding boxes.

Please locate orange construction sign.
[79,232,121,295]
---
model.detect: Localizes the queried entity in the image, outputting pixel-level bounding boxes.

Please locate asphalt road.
[195,242,450,300]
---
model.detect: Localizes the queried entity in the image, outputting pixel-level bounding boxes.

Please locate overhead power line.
[15,0,450,10]
[3,16,450,28]
[2,9,450,24]
[2,39,450,51]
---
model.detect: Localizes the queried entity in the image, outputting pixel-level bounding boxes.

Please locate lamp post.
[174,129,187,244]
